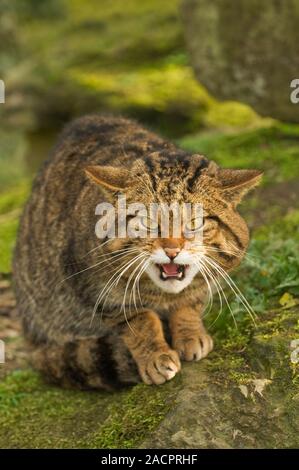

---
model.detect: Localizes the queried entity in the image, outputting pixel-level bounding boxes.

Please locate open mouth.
[156,263,188,281]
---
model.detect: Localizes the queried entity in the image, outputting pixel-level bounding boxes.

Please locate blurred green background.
[0,0,298,449]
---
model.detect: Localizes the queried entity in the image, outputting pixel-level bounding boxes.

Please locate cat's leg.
[31,333,140,391]
[169,307,213,362]
[122,310,181,385]
[31,311,180,389]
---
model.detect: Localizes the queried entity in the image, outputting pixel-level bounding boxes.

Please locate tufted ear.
[218,168,263,205]
[85,165,130,191]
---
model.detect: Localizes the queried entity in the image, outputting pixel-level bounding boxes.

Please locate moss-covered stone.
[141,307,299,449]
[2,0,268,137]
[0,305,297,448]
[179,123,299,184]
[181,0,299,122]
[0,369,181,448]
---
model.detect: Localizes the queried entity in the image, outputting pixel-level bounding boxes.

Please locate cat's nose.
[164,247,181,260]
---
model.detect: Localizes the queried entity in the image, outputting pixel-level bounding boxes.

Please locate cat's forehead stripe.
[187,158,209,191]
[143,151,209,195]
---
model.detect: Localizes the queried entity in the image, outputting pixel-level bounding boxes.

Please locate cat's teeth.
[161,271,183,279]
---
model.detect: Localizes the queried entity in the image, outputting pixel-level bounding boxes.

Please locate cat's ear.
[85,165,130,191]
[218,168,263,205]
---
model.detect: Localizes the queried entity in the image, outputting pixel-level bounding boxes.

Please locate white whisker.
[59,247,140,286]
[194,260,214,316]
[130,258,150,312]
[203,255,257,326]
[90,252,147,330]
[122,255,149,333]
[201,260,236,327]
[82,238,113,257]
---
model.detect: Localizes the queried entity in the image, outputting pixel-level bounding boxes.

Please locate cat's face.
[86,151,262,295]
[144,222,221,294]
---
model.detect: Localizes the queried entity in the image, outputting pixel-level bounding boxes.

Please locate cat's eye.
[203,216,218,231]
[184,217,204,233]
[140,216,159,232]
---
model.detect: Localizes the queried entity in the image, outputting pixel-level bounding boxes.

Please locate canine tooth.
[178,272,183,278]
[162,272,167,278]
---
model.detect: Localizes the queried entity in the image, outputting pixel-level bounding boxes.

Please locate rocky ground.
[0,278,298,448]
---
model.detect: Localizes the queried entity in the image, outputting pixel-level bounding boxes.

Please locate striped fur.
[13,115,261,389]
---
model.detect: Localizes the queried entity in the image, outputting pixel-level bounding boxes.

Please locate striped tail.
[31,335,140,390]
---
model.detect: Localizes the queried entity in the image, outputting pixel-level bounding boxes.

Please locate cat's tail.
[31,334,140,390]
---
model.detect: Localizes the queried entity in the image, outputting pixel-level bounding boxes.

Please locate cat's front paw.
[173,332,213,362]
[139,348,181,385]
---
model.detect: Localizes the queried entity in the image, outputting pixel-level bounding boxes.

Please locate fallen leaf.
[233,429,242,440]
[252,379,272,397]
[239,384,249,398]
[279,292,296,309]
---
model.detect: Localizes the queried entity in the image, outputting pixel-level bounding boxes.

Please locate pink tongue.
[162,263,179,276]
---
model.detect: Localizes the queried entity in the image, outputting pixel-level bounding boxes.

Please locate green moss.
[10,0,192,135]
[0,129,30,272]
[204,207,299,346]
[0,131,29,191]
[204,206,299,393]
[0,182,30,215]
[85,379,181,449]
[0,213,19,273]
[0,369,181,448]
[0,183,30,273]
[5,0,268,136]
[179,123,299,183]
[68,65,265,136]
[68,64,212,135]
[21,0,184,69]
[207,306,299,403]
[204,100,269,130]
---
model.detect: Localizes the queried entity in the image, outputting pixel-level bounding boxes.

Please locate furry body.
[13,115,261,389]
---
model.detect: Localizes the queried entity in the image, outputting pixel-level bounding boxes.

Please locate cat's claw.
[140,349,181,385]
[173,333,213,362]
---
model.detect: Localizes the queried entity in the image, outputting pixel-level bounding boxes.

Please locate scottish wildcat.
[13,115,262,389]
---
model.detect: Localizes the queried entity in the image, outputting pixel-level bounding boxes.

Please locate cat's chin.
[145,263,198,294]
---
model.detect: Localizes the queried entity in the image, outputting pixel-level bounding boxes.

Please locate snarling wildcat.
[13,115,262,389]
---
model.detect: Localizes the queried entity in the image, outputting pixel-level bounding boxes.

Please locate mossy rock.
[181,0,299,122]
[141,308,299,448]
[0,308,298,448]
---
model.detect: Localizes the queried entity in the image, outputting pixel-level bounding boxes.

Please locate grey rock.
[141,309,299,448]
[181,0,299,122]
